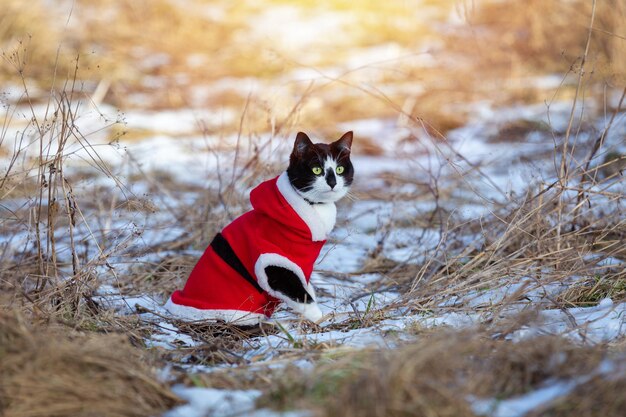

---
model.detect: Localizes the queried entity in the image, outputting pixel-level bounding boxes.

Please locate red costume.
[165,173,334,325]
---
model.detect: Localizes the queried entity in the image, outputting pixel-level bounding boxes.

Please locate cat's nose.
[325,170,337,189]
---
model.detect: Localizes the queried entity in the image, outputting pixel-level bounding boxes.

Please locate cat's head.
[286,131,354,204]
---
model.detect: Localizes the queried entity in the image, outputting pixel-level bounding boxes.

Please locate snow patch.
[164,387,309,417]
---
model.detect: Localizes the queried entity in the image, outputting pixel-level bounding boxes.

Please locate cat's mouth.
[322,189,344,198]
[321,189,347,200]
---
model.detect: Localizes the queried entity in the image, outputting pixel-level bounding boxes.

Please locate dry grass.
[455,0,626,83]
[557,271,626,308]
[397,69,626,310]
[529,368,626,417]
[1,1,625,416]
[258,327,611,417]
[398,174,626,311]
[158,320,280,367]
[0,309,179,417]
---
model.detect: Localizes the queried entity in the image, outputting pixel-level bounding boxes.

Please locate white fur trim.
[276,172,335,241]
[255,253,309,300]
[255,253,321,322]
[307,281,317,300]
[164,298,265,326]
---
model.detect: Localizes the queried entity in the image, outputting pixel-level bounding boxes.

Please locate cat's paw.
[300,302,323,323]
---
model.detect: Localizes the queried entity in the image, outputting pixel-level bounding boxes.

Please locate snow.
[149,321,198,349]
[123,109,235,134]
[471,380,578,417]
[164,386,310,417]
[512,298,626,344]
[248,6,353,53]
[439,278,571,309]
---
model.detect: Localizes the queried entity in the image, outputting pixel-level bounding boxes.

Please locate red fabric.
[170,176,325,317]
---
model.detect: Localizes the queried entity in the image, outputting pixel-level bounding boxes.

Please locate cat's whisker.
[344,191,359,202]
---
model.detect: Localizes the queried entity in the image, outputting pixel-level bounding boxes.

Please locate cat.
[164,131,354,325]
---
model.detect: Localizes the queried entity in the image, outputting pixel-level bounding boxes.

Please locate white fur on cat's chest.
[312,202,337,236]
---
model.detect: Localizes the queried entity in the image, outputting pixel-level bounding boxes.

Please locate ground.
[0,1,625,417]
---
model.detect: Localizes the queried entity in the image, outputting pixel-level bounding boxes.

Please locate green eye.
[336,166,345,174]
[312,166,322,175]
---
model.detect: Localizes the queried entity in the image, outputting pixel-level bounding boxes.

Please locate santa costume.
[164,172,334,325]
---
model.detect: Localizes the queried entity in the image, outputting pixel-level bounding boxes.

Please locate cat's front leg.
[265,265,323,322]
[255,254,323,322]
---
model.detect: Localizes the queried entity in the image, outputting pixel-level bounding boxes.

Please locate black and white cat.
[165,131,354,325]
[274,131,355,306]
[255,131,355,320]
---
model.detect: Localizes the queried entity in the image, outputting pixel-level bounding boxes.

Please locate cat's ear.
[293,131,313,155]
[333,131,353,153]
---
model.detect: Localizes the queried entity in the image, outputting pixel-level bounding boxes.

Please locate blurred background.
[2,0,624,141]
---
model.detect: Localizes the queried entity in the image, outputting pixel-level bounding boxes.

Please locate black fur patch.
[325,168,337,189]
[265,265,314,303]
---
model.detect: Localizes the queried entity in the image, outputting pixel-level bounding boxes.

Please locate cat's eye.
[336,166,345,175]
[312,166,323,175]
